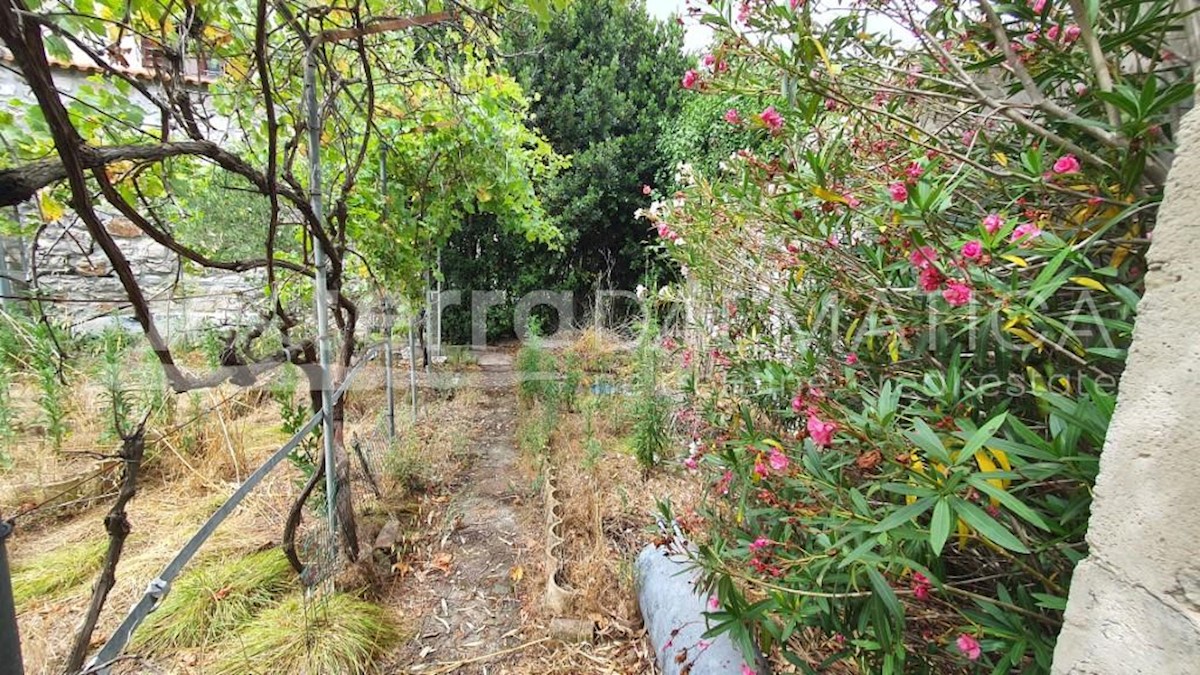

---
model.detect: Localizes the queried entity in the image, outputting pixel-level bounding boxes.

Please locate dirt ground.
[5,336,697,674]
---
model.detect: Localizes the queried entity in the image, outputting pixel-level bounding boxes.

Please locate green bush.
[654,0,1186,671]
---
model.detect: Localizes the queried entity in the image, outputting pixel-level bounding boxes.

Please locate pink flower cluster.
[908,243,973,306]
[957,633,982,661]
[655,221,681,243]
[912,572,932,600]
[759,106,784,133]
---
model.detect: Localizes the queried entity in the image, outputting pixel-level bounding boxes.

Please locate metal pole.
[304,43,338,539]
[384,302,396,439]
[408,308,418,421]
[0,520,24,675]
[379,150,396,439]
[435,247,442,363]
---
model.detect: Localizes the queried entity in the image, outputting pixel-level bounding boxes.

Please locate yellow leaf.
[812,185,848,204]
[509,565,524,582]
[807,36,835,76]
[1069,276,1108,292]
[888,332,900,363]
[1006,327,1044,350]
[844,317,860,345]
[993,152,1008,167]
[1000,254,1028,268]
[39,193,65,223]
[973,451,1006,502]
[957,519,970,548]
[763,439,784,451]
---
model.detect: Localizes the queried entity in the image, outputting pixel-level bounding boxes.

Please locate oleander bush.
[652,1,1191,672]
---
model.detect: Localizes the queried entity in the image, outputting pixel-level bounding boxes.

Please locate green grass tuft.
[211,593,400,675]
[133,548,293,651]
[11,538,106,610]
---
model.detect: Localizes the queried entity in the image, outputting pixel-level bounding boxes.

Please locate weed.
[580,397,603,471]
[385,435,431,494]
[0,364,14,469]
[133,549,294,651]
[10,539,106,610]
[31,331,68,450]
[96,328,133,440]
[630,307,670,472]
[211,593,400,675]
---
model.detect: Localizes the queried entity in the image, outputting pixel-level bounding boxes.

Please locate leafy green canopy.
[440,0,691,341]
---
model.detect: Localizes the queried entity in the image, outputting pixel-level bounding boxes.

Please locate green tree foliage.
[441,0,690,341]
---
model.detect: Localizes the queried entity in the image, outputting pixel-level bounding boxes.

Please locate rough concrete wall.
[1052,106,1200,674]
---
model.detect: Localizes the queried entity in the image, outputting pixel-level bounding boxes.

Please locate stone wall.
[1,64,257,337]
[25,213,263,338]
[1052,104,1200,673]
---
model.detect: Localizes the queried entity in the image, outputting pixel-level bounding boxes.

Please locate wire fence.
[76,342,400,674]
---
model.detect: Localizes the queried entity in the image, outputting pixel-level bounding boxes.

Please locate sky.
[643,0,714,53]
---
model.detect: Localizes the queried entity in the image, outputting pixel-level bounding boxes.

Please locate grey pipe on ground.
[636,544,760,674]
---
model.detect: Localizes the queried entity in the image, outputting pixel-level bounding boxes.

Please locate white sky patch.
[644,0,714,53]
[642,1,916,55]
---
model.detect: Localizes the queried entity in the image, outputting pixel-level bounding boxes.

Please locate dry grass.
[10,537,107,611]
[500,332,697,674]
[210,592,402,675]
[132,548,295,652]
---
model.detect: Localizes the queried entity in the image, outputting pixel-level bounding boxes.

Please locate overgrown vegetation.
[630,307,670,473]
[650,0,1191,671]
[211,593,400,675]
[133,549,294,652]
[10,538,106,610]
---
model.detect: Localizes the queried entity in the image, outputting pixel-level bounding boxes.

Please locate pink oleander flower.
[768,448,789,472]
[1046,25,1060,41]
[983,213,1003,234]
[749,537,770,552]
[724,108,741,125]
[956,634,982,661]
[807,415,837,447]
[919,266,946,292]
[742,665,755,675]
[845,194,861,209]
[709,595,720,610]
[906,162,924,179]
[1064,24,1081,43]
[642,184,652,196]
[791,393,805,414]
[791,0,802,9]
[684,456,698,471]
[682,69,699,89]
[702,53,716,67]
[845,353,858,365]
[888,183,909,202]
[1010,222,1043,244]
[961,240,983,260]
[912,572,931,600]
[909,246,938,270]
[1032,0,1048,13]
[753,461,769,479]
[759,106,784,132]
[943,281,973,307]
[737,2,751,23]
[1053,153,1081,174]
